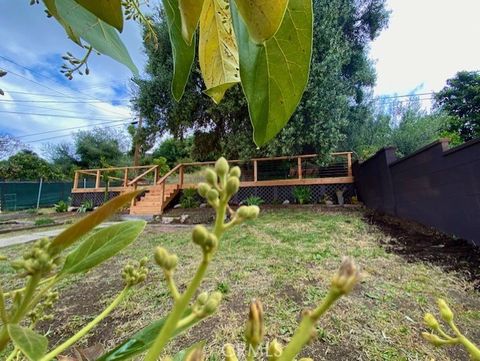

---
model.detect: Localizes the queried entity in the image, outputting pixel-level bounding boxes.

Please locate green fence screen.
[0,181,73,211]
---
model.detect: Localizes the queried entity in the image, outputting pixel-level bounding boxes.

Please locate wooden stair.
[129,184,180,215]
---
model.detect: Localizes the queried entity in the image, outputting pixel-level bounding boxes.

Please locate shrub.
[180,188,200,208]
[34,218,55,226]
[244,196,264,206]
[293,186,311,204]
[77,199,94,213]
[54,200,68,213]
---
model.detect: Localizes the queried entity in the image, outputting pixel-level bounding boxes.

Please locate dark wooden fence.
[353,138,480,247]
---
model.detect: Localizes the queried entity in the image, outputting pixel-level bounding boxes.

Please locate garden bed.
[0,208,478,360]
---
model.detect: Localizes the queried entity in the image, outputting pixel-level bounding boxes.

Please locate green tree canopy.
[132,0,389,161]
[0,150,65,181]
[435,71,480,141]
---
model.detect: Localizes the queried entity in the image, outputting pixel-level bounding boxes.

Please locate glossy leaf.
[97,310,194,361]
[43,0,82,44]
[231,0,313,146]
[49,190,141,253]
[7,325,48,361]
[74,0,124,32]
[60,221,146,274]
[234,0,289,43]
[178,0,204,45]
[55,0,139,76]
[199,0,240,104]
[163,0,196,101]
[172,341,205,361]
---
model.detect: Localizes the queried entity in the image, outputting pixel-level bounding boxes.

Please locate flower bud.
[154,247,177,271]
[197,183,211,198]
[226,177,240,197]
[422,332,448,346]
[196,291,209,306]
[248,205,260,219]
[237,206,250,219]
[215,157,229,177]
[206,189,219,203]
[203,291,222,315]
[192,225,209,246]
[229,166,241,179]
[185,348,204,361]
[205,168,217,186]
[331,257,360,295]
[203,234,218,252]
[424,313,440,330]
[224,344,238,361]
[437,299,454,323]
[268,339,283,361]
[245,299,264,350]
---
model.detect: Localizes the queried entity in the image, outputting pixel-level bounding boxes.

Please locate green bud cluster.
[192,225,218,253]
[437,299,454,323]
[122,257,148,286]
[28,291,59,324]
[236,206,260,221]
[194,291,222,317]
[11,238,60,277]
[154,247,178,272]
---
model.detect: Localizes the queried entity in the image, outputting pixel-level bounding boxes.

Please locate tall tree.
[133,0,389,160]
[0,133,23,160]
[435,71,480,142]
[0,150,64,180]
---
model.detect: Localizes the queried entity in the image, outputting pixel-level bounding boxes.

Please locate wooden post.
[73,171,79,190]
[297,157,303,180]
[347,153,352,177]
[154,166,158,185]
[162,181,166,202]
[124,168,129,188]
[179,165,184,187]
[95,170,101,189]
[253,160,258,183]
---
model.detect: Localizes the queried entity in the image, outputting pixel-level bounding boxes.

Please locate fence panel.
[0,181,72,211]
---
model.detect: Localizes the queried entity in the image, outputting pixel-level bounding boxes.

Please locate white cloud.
[371,0,480,96]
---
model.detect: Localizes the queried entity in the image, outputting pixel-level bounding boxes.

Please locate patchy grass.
[0,209,478,360]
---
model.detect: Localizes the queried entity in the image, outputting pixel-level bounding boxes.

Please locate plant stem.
[277,290,341,361]
[39,287,129,361]
[5,346,20,361]
[3,276,56,299]
[459,336,480,361]
[165,273,180,301]
[0,282,7,324]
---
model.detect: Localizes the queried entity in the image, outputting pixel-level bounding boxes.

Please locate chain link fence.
[0,181,72,211]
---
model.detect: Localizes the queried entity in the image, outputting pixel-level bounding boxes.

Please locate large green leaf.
[199,0,240,104]
[231,0,313,146]
[97,310,194,361]
[55,0,139,76]
[49,191,141,253]
[7,325,48,361]
[234,0,289,43]
[178,0,204,45]
[60,221,146,274]
[163,0,196,101]
[43,0,82,44]
[74,0,124,31]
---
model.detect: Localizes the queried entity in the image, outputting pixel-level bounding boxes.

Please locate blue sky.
[1,0,480,157]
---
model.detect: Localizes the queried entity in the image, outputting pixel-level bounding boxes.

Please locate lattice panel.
[71,192,120,207]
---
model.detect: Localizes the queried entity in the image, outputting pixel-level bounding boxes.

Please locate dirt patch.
[365,211,480,290]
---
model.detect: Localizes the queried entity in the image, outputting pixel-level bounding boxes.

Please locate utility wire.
[0,110,130,121]
[18,118,133,138]
[25,123,130,143]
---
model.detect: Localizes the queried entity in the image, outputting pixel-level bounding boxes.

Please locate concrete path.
[0,222,118,249]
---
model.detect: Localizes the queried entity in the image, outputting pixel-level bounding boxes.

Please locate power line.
[0,99,119,104]
[0,110,130,121]
[25,123,130,144]
[18,119,133,138]
[374,92,435,100]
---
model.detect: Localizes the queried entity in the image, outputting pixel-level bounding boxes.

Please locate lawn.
[1,208,479,360]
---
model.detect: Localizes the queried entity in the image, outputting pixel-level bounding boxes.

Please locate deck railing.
[72,153,354,193]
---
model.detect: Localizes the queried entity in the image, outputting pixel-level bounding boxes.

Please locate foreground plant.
[422,299,480,360]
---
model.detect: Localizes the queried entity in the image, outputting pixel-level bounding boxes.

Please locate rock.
[180,214,189,224]
[282,200,290,205]
[173,204,182,209]
[161,217,175,224]
[199,203,207,208]
[325,200,334,206]
[67,206,78,212]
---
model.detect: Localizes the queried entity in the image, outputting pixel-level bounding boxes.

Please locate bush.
[54,200,68,213]
[293,186,311,204]
[77,199,94,213]
[180,188,200,208]
[34,218,55,226]
[244,196,264,206]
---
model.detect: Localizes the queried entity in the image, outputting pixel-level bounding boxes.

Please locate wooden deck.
[72,153,354,215]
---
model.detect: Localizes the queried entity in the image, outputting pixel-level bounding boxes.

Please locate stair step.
[136,201,163,207]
